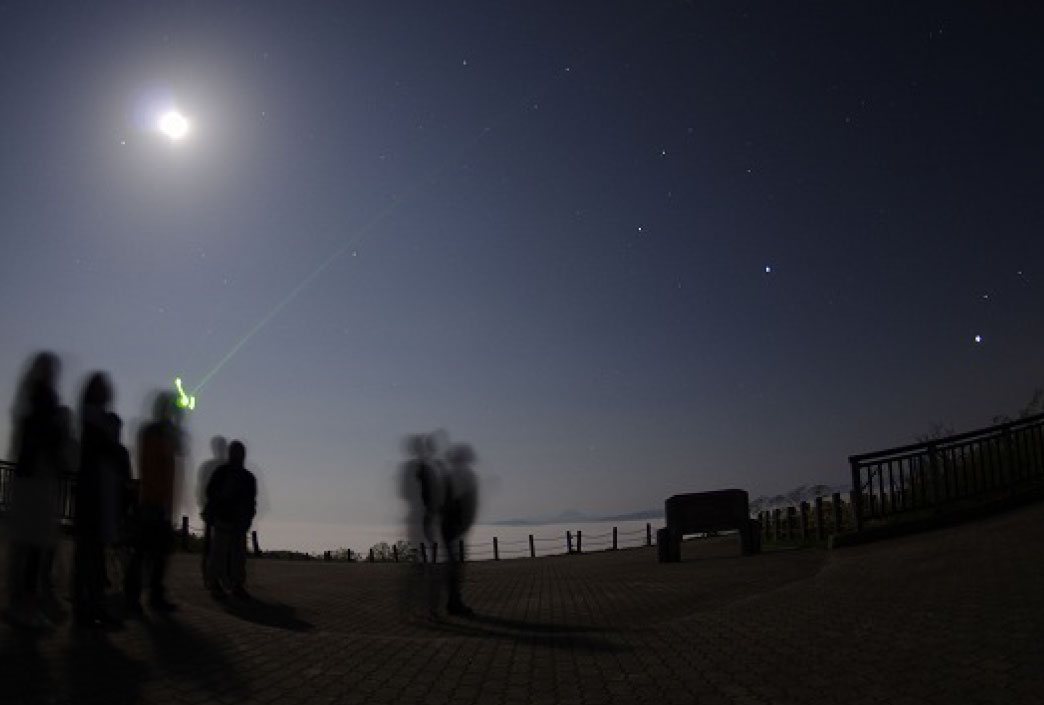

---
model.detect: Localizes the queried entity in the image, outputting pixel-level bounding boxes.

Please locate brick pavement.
[2,502,1043,704]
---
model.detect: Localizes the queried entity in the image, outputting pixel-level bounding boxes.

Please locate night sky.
[1,2,1041,546]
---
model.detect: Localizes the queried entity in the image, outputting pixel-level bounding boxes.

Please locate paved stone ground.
[2,502,1043,704]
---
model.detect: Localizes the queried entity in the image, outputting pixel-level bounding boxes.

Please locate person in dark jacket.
[5,351,68,629]
[196,435,228,590]
[73,372,131,628]
[440,443,478,617]
[124,391,183,614]
[204,440,256,599]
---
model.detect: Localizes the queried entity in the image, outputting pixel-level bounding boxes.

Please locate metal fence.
[849,412,1044,531]
[0,459,78,531]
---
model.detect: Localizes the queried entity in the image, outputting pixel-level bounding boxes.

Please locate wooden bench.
[659,489,760,561]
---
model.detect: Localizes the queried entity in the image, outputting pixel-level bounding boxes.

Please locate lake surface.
[251,518,666,558]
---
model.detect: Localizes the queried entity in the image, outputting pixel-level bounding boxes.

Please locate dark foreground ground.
[2,502,1043,705]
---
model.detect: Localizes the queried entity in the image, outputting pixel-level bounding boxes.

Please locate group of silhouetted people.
[3,351,258,630]
[4,351,482,633]
[401,431,479,617]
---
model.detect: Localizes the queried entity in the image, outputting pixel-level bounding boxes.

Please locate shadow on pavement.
[0,628,55,704]
[468,612,606,634]
[220,597,315,632]
[419,612,624,653]
[64,627,150,704]
[142,614,251,701]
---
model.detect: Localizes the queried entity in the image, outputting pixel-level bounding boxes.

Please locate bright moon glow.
[158,111,189,140]
[974,335,983,344]
[765,265,772,273]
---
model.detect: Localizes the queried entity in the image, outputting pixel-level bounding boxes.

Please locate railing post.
[420,542,428,563]
[577,530,582,554]
[772,508,782,541]
[181,516,189,550]
[251,530,261,556]
[566,531,573,553]
[529,534,535,558]
[646,523,652,546]
[799,501,810,542]
[786,506,796,540]
[432,542,439,564]
[814,496,825,541]
[369,547,375,562]
[850,459,864,532]
[612,526,618,550]
[493,537,499,561]
[927,443,942,505]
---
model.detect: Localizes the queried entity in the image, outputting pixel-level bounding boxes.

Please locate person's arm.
[246,473,257,528]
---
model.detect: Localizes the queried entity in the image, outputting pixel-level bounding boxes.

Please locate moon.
[158,111,189,140]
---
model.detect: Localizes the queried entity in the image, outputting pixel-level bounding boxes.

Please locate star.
[764,265,772,273]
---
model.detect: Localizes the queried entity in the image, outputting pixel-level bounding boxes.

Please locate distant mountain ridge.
[489,508,663,526]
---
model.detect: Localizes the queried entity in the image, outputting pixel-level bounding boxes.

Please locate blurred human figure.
[399,432,445,617]
[441,443,478,617]
[5,351,68,629]
[124,391,184,614]
[204,440,256,599]
[196,435,227,589]
[73,372,132,628]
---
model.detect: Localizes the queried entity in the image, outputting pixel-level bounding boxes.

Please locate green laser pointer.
[174,377,196,411]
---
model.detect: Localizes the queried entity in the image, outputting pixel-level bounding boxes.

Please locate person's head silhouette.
[229,440,246,467]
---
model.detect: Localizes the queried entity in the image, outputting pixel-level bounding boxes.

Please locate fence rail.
[848,412,1044,531]
[8,413,1043,562]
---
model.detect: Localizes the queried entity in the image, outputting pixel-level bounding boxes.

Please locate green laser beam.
[175,377,196,410]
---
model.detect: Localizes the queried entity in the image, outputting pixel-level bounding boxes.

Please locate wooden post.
[612,526,618,550]
[458,539,465,562]
[815,496,825,541]
[181,515,189,550]
[577,530,582,554]
[251,530,261,556]
[368,547,375,562]
[799,502,810,542]
[566,531,573,553]
[786,506,797,540]
[851,459,864,531]
[420,542,428,563]
[493,537,499,561]
[646,523,652,547]
[772,508,782,541]
[432,542,439,564]
[832,492,843,534]
[529,534,535,558]
[393,544,398,562]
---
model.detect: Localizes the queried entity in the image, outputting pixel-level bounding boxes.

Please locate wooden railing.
[848,412,1044,531]
[0,459,78,531]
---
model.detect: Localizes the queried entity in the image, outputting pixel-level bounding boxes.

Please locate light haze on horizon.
[1,3,1041,549]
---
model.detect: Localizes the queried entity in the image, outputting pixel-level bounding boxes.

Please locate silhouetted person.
[124,391,184,614]
[196,435,228,590]
[5,351,68,629]
[399,432,446,617]
[73,372,131,628]
[204,440,256,599]
[441,443,478,617]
